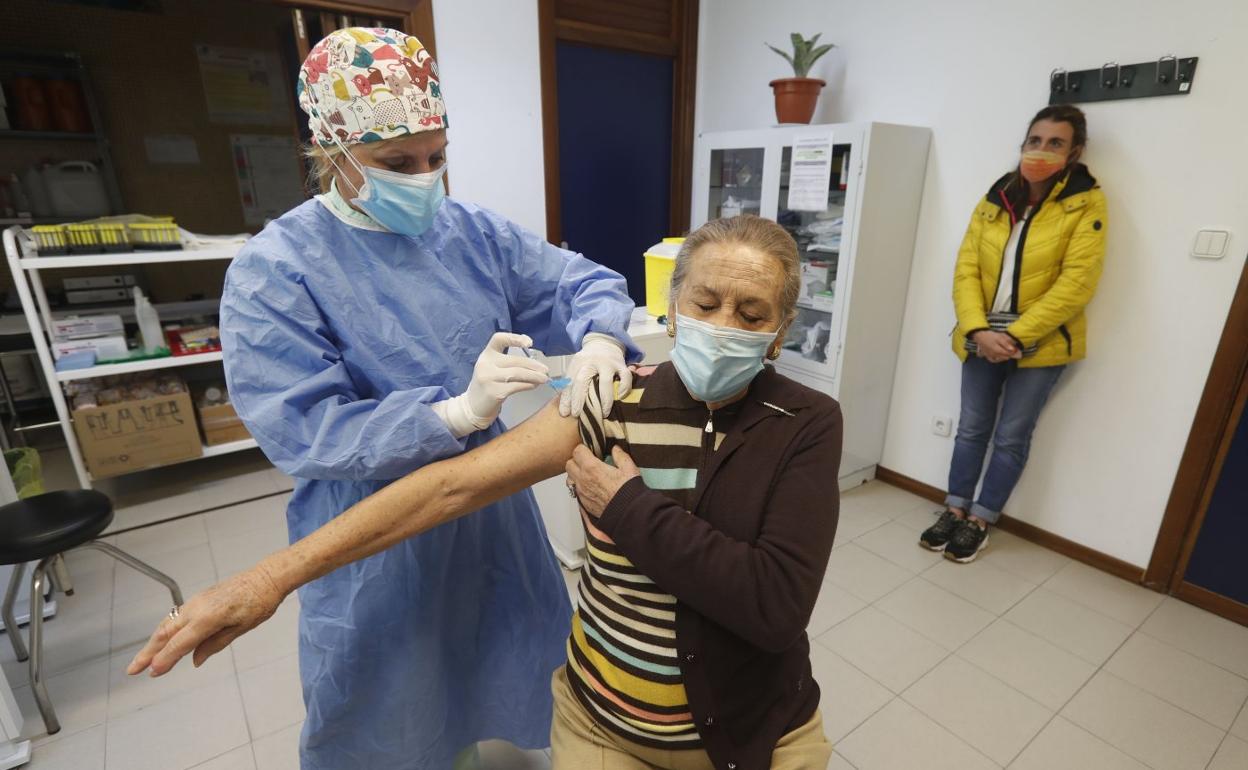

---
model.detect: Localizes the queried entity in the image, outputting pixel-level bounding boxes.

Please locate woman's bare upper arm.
[452,395,583,507]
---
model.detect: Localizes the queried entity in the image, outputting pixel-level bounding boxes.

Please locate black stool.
[0,490,183,734]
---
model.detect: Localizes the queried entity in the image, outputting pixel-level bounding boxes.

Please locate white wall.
[701,0,1248,567]
[431,0,547,235]
[430,0,1248,567]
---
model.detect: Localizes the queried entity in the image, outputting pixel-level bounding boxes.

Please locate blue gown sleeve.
[487,213,641,362]
[220,252,467,482]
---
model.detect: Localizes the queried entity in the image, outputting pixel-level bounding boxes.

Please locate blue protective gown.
[219,195,638,769]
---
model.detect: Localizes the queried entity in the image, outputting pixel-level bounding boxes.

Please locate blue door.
[556,41,673,304]
[1184,402,1248,606]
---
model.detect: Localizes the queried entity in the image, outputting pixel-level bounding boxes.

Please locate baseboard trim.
[874,466,943,504]
[993,513,1144,584]
[875,466,1147,585]
[1173,582,1248,627]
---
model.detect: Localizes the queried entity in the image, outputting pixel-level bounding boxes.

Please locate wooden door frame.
[268,0,437,58]
[1145,255,1248,625]
[264,0,437,192]
[538,0,699,245]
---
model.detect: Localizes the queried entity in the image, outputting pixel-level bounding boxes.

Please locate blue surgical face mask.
[322,140,446,237]
[670,313,779,403]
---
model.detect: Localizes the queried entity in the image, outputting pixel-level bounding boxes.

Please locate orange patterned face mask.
[1019,150,1066,183]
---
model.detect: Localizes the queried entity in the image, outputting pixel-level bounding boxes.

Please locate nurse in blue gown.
[219,26,638,770]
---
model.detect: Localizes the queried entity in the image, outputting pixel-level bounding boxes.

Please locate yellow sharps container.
[643,237,684,316]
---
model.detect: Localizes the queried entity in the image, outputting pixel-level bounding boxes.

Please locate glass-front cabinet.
[693,125,863,385]
[778,142,851,368]
[691,123,932,483]
[707,147,765,222]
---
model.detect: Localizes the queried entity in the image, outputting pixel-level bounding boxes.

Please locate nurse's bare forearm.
[256,400,579,596]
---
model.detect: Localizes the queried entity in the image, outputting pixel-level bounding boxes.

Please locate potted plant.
[767,33,834,124]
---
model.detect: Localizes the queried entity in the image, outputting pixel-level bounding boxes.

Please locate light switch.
[1194,231,1212,255]
[1192,229,1231,259]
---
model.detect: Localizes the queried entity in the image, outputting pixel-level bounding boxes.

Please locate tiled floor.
[30,445,295,536]
[3,480,1247,769]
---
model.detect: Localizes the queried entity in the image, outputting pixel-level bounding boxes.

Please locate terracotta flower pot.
[769,77,826,124]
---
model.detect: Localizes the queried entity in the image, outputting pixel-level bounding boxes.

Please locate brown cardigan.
[597,363,842,770]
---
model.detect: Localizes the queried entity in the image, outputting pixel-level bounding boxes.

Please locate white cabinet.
[693,122,931,484]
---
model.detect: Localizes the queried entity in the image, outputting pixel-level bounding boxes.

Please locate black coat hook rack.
[1049,55,1198,104]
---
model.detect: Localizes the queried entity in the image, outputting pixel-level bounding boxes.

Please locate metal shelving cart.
[2,227,255,488]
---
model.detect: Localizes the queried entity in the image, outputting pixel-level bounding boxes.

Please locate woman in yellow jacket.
[920,105,1106,563]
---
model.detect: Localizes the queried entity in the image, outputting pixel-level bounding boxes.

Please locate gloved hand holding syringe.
[511,342,571,393]
[495,319,571,394]
[429,328,559,437]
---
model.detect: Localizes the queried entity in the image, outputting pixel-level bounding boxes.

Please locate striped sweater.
[568,365,740,750]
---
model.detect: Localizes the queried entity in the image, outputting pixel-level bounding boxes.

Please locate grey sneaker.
[944,519,989,563]
[919,510,961,552]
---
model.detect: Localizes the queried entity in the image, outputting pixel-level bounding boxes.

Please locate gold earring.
[767,346,781,361]
[666,321,676,337]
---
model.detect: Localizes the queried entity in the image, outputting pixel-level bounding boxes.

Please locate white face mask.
[669,314,778,403]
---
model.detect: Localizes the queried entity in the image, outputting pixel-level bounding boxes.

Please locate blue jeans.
[945,357,1065,524]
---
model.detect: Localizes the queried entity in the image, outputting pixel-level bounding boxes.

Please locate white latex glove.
[559,333,632,418]
[431,333,549,438]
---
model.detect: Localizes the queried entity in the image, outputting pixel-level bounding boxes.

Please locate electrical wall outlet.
[931,415,953,437]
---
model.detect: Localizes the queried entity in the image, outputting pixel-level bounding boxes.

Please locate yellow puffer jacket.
[952,164,1107,368]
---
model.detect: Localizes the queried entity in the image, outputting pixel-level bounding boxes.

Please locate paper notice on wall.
[230,135,306,225]
[787,132,835,211]
[196,44,290,126]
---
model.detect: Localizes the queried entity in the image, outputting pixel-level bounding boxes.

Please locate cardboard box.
[51,334,128,361]
[72,391,203,479]
[197,401,251,446]
[800,261,830,300]
[52,314,125,339]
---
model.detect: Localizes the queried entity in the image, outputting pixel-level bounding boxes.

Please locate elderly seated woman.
[130,215,843,770]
